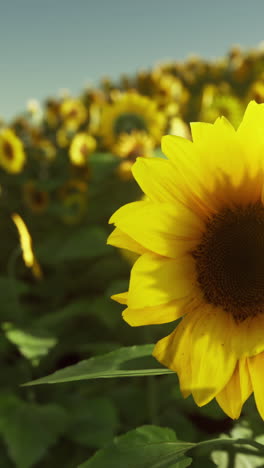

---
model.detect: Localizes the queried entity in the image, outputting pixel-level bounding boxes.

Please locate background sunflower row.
[1,46,264,468]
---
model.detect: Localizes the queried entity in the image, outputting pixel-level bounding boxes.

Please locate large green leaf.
[78,425,193,468]
[0,394,68,468]
[23,344,173,386]
[78,423,264,468]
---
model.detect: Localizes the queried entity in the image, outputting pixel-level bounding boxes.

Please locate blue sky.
[1,0,264,120]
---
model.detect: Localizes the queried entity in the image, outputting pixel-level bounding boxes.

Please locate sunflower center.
[33,191,45,205]
[192,202,264,321]
[114,113,147,136]
[3,141,14,160]
[80,143,88,156]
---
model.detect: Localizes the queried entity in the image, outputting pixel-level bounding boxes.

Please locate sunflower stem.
[147,375,159,425]
[226,447,236,468]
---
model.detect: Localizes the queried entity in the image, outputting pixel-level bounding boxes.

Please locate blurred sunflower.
[200,86,244,129]
[60,192,87,224]
[56,127,72,148]
[44,99,61,128]
[152,71,189,110]
[58,179,88,200]
[69,133,97,166]
[23,181,49,214]
[0,128,26,173]
[100,92,165,149]
[114,131,154,180]
[60,98,87,131]
[38,139,56,160]
[108,101,264,420]
[168,117,191,139]
[246,80,264,104]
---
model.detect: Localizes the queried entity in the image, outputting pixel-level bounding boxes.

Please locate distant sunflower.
[0,129,26,173]
[23,181,49,214]
[100,92,165,149]
[60,98,87,131]
[60,192,87,224]
[200,86,244,129]
[69,133,97,166]
[247,80,264,104]
[114,131,154,180]
[58,179,88,200]
[108,101,264,420]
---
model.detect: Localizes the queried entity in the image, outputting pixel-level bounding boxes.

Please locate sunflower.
[200,87,244,129]
[168,117,191,140]
[58,179,88,200]
[23,181,49,214]
[69,133,97,166]
[246,80,264,104]
[60,98,87,131]
[113,131,155,181]
[56,127,72,148]
[100,92,165,149]
[44,99,61,128]
[152,71,189,110]
[0,129,26,173]
[108,101,264,420]
[60,192,87,224]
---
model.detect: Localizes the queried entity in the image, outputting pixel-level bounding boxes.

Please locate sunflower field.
[2,46,264,468]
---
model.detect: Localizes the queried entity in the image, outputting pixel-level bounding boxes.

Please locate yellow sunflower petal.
[111,292,128,305]
[189,121,214,143]
[248,352,264,419]
[153,316,195,399]
[189,307,237,406]
[123,297,190,326]
[107,227,147,254]
[109,199,203,258]
[161,134,194,163]
[154,306,237,406]
[161,135,213,216]
[237,101,264,174]
[132,157,185,205]
[128,252,195,309]
[109,201,144,225]
[232,313,264,358]
[190,116,246,189]
[216,358,252,419]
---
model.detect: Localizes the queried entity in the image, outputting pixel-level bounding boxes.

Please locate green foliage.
[3,323,57,365]
[65,396,118,448]
[0,394,68,468]
[2,47,264,467]
[24,345,173,385]
[78,425,193,468]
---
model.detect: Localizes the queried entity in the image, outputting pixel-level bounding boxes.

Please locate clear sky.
[1,0,264,120]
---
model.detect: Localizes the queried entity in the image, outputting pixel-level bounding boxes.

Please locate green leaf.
[36,226,111,263]
[211,424,264,468]
[66,396,118,448]
[78,425,193,468]
[0,394,68,468]
[23,345,173,386]
[3,323,57,365]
